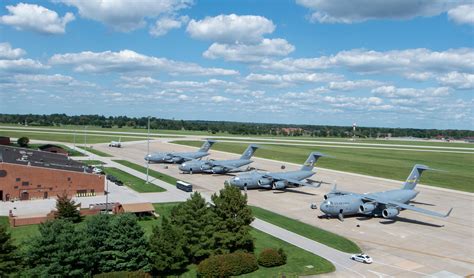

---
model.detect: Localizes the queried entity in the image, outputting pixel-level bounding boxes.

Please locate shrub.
[17,137,29,147]
[93,271,151,278]
[197,251,258,277]
[258,248,287,267]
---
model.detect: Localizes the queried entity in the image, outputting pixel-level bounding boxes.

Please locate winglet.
[445,208,453,217]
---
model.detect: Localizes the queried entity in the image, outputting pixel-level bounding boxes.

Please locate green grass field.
[102,167,165,193]
[78,146,113,157]
[251,206,361,253]
[77,160,105,166]
[174,140,474,192]
[113,160,180,186]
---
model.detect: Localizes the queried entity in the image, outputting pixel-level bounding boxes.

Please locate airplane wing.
[362,196,453,218]
[262,174,321,188]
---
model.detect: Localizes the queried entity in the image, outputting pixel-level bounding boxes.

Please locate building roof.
[0,145,90,173]
[120,202,155,213]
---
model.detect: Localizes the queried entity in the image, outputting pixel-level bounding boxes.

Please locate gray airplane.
[179,144,259,174]
[225,152,327,190]
[144,140,215,164]
[319,164,453,221]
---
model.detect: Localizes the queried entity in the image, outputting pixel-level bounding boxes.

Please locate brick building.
[0,136,10,146]
[0,145,104,202]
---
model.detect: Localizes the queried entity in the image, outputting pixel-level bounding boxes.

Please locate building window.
[0,170,6,177]
[22,181,29,186]
[14,186,18,189]
[16,178,21,182]
[37,184,42,188]
[67,177,71,181]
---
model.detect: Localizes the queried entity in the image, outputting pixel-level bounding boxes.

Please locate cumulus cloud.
[372,86,451,98]
[448,4,474,25]
[150,15,189,37]
[245,72,343,86]
[0,59,48,73]
[187,14,275,43]
[49,49,238,76]
[57,0,192,32]
[0,42,26,59]
[204,39,294,62]
[296,0,470,24]
[437,72,474,90]
[328,79,384,91]
[260,48,474,76]
[211,95,230,103]
[0,3,74,34]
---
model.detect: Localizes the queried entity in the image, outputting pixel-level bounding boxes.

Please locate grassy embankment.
[113,160,180,186]
[77,146,113,157]
[101,167,165,193]
[173,140,474,192]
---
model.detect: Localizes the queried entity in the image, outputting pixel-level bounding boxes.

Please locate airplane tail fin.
[199,140,216,152]
[240,144,259,160]
[402,164,430,190]
[300,152,327,171]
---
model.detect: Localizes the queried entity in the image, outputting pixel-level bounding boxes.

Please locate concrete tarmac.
[94,139,474,277]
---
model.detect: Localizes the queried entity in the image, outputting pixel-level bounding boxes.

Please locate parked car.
[351,254,373,264]
[92,167,103,174]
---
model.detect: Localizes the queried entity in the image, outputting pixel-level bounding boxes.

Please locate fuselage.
[145,151,209,164]
[179,159,252,173]
[320,189,419,217]
[227,170,314,189]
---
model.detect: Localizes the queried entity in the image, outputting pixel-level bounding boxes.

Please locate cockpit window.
[326,201,331,205]
[234,177,240,180]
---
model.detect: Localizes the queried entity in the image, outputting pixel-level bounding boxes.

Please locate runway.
[94,139,474,277]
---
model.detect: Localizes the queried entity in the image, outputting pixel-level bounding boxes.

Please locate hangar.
[0,145,104,201]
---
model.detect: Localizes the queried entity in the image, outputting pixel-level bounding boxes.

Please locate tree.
[17,136,29,147]
[84,214,112,274]
[170,192,216,263]
[149,217,188,275]
[0,224,21,277]
[55,193,82,223]
[100,213,150,273]
[24,220,94,277]
[211,185,254,254]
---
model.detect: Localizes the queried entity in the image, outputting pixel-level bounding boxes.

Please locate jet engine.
[324,193,337,200]
[359,203,376,214]
[200,164,212,171]
[382,207,400,218]
[212,166,225,174]
[273,180,287,189]
[171,157,182,163]
[163,155,173,161]
[258,178,272,187]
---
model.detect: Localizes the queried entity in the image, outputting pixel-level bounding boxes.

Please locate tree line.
[0,186,288,277]
[1,113,472,139]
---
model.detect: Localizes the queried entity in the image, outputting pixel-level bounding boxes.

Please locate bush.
[93,271,151,278]
[17,136,29,147]
[258,248,287,267]
[197,251,258,277]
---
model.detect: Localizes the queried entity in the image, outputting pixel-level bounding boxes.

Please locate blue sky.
[0,0,473,129]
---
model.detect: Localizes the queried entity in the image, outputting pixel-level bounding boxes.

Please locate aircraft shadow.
[379,216,444,228]
[272,189,316,196]
[409,200,435,206]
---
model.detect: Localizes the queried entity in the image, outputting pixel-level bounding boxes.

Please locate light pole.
[105,178,109,213]
[146,116,150,184]
[73,129,76,150]
[352,123,357,141]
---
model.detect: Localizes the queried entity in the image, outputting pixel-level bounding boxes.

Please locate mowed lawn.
[78,146,113,157]
[102,167,165,193]
[0,130,146,144]
[173,140,474,192]
[113,160,181,186]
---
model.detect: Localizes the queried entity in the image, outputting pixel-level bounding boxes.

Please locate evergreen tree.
[24,220,94,277]
[149,217,188,275]
[84,214,112,274]
[0,224,21,277]
[100,213,150,273]
[55,193,82,223]
[211,185,254,254]
[170,192,216,263]
[17,137,29,147]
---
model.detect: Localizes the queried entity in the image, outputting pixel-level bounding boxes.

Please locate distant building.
[0,137,10,146]
[0,145,104,202]
[38,144,68,156]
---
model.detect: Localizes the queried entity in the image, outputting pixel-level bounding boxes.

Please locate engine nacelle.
[273,181,287,189]
[258,178,272,187]
[324,193,337,200]
[359,203,376,214]
[382,208,400,218]
[212,166,225,174]
[171,157,182,163]
[163,155,173,161]
[200,164,212,171]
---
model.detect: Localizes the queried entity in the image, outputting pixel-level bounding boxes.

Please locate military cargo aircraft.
[145,140,215,164]
[319,164,453,221]
[179,144,259,174]
[109,137,121,148]
[225,152,327,190]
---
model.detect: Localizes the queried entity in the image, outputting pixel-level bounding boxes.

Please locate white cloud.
[0,42,26,59]
[448,4,474,25]
[328,79,384,91]
[0,3,74,34]
[402,72,434,82]
[204,38,294,62]
[245,72,342,86]
[437,72,474,90]
[57,0,192,32]
[372,86,451,98]
[150,15,189,37]
[211,95,229,103]
[49,49,238,76]
[0,59,48,73]
[260,48,474,76]
[296,0,469,24]
[187,14,275,43]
